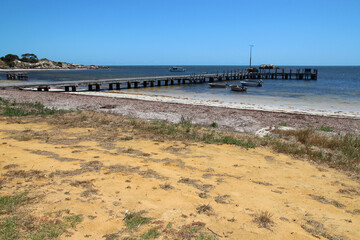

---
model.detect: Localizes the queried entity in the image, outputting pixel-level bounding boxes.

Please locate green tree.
[1,54,19,63]
[21,53,39,63]
[0,54,20,67]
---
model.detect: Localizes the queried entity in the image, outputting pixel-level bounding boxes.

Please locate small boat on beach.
[229,85,247,92]
[240,79,263,87]
[169,66,186,72]
[208,82,228,88]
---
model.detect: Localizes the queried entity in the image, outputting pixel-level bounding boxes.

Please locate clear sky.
[1,0,359,66]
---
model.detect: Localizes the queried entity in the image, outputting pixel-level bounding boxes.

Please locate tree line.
[0,53,39,67]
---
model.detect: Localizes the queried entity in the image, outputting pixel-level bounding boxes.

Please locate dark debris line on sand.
[0,90,359,135]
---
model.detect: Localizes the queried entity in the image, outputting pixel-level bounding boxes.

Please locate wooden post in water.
[88,85,93,91]
[109,83,113,90]
[116,83,121,90]
[65,86,70,92]
[127,82,131,88]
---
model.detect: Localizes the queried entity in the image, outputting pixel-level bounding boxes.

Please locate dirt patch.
[202,172,242,180]
[107,164,167,180]
[301,220,348,240]
[214,195,231,204]
[3,164,19,169]
[26,149,81,162]
[4,170,46,179]
[251,180,273,186]
[338,188,360,196]
[178,177,214,192]
[309,194,345,209]
[50,160,103,177]
[196,204,214,216]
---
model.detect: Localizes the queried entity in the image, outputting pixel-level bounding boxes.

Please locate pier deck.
[0,68,317,91]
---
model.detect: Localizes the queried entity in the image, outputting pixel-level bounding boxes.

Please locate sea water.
[1,66,359,115]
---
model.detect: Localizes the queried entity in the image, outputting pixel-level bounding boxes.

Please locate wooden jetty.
[0,68,317,92]
[5,72,29,80]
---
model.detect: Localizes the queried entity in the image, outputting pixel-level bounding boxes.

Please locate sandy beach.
[0,89,360,239]
[0,89,359,135]
[0,112,359,239]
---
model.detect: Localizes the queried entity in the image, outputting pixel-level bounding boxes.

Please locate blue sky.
[1,0,359,65]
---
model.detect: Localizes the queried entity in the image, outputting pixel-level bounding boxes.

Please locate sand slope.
[0,119,359,239]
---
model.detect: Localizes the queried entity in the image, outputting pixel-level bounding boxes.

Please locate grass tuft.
[0,98,76,117]
[140,227,160,239]
[0,217,20,240]
[64,214,83,228]
[124,211,152,231]
[0,192,83,240]
[0,192,28,214]
[210,122,218,128]
[318,125,334,132]
[273,128,360,174]
[253,210,274,229]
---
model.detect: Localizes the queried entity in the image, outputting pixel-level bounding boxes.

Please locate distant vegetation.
[0,53,39,67]
[0,53,107,69]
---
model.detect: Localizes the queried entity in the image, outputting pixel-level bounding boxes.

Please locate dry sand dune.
[1,115,359,239]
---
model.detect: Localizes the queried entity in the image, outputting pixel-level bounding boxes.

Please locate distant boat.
[208,82,228,88]
[241,79,263,87]
[169,66,186,72]
[229,85,247,92]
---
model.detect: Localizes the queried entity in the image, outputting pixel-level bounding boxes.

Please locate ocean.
[1,66,360,115]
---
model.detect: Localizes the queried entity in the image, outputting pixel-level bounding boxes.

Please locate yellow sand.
[0,120,359,239]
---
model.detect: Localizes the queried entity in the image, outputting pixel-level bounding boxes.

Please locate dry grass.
[196,204,214,216]
[0,193,82,240]
[272,128,360,175]
[253,210,274,229]
[2,103,359,176]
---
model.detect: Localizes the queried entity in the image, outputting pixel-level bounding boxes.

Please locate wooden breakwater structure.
[5,72,29,80]
[0,68,317,92]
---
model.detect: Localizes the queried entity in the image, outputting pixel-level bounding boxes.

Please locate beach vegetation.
[253,210,274,229]
[124,211,152,231]
[1,101,358,175]
[140,227,160,239]
[0,98,75,117]
[179,115,193,128]
[318,125,334,132]
[0,192,29,214]
[48,111,359,174]
[0,193,82,240]
[210,122,218,128]
[272,128,360,174]
[279,122,287,126]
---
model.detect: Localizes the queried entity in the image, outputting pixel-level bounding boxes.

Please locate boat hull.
[208,83,227,88]
[240,81,262,87]
[229,85,247,92]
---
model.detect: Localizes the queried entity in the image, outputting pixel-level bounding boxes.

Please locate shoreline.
[71,91,360,119]
[1,89,359,135]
